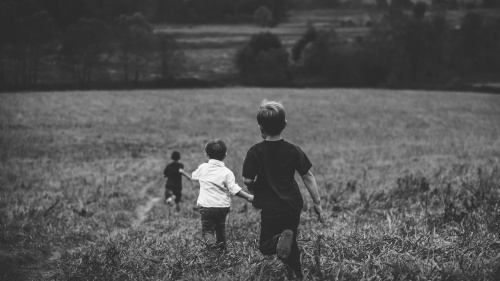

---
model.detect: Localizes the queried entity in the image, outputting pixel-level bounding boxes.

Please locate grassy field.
[1,88,500,280]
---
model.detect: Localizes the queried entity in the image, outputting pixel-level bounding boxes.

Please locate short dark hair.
[257,100,286,135]
[171,151,180,161]
[205,139,227,161]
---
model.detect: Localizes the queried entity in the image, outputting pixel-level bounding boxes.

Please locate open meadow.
[1,88,500,280]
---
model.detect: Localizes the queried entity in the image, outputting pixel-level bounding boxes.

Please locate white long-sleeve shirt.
[192,159,242,208]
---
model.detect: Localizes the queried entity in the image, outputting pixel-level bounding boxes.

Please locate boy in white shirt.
[192,139,253,251]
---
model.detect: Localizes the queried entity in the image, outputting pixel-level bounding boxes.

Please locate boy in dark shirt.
[242,100,324,279]
[164,151,192,211]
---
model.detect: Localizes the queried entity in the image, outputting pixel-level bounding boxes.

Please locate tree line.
[235,3,500,88]
[0,0,183,89]
[1,0,499,90]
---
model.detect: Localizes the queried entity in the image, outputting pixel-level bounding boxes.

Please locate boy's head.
[257,100,287,137]
[171,151,181,161]
[205,139,227,161]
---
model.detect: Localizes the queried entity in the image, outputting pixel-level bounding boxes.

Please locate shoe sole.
[277,229,293,260]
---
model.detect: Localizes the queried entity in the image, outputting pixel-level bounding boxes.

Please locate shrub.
[235,32,289,86]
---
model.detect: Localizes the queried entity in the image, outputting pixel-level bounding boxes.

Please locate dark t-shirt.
[242,139,312,212]
[164,161,184,191]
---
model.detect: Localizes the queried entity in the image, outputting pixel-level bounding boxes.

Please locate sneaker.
[276,229,293,260]
[203,233,216,247]
[165,197,174,205]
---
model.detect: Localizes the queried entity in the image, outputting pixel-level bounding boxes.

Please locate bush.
[254,6,274,27]
[235,32,289,86]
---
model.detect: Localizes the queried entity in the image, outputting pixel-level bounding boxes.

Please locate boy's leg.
[173,189,182,204]
[199,207,217,246]
[259,210,302,277]
[173,189,182,211]
[214,208,230,251]
[164,188,174,204]
[282,213,302,278]
[259,211,283,255]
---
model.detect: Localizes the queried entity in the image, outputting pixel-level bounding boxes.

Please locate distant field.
[1,88,500,279]
[155,9,377,78]
[154,8,500,79]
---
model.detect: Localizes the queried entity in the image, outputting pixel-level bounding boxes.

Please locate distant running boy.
[242,100,324,279]
[192,139,253,251]
[163,151,192,211]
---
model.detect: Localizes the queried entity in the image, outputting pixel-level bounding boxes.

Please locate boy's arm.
[243,177,255,194]
[179,168,192,181]
[235,190,254,203]
[301,170,325,223]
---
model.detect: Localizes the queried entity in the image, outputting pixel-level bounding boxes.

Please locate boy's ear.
[283,119,287,130]
[259,125,267,140]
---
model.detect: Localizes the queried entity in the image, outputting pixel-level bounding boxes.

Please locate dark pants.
[165,187,181,204]
[199,207,230,250]
[260,209,303,277]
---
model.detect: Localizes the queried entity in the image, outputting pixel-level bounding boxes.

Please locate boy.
[163,151,192,211]
[192,139,253,251]
[242,100,324,279]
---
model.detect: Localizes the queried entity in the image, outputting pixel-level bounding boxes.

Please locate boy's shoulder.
[248,140,305,151]
[197,162,209,169]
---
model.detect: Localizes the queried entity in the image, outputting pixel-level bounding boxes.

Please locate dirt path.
[131,196,163,228]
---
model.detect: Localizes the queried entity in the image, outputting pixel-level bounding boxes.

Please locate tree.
[254,6,274,27]
[376,0,389,9]
[235,32,289,86]
[483,0,500,8]
[0,0,17,86]
[61,18,110,87]
[459,12,484,61]
[154,33,185,80]
[0,0,56,87]
[391,0,413,10]
[114,13,154,84]
[291,25,317,62]
[38,0,88,29]
[15,11,57,86]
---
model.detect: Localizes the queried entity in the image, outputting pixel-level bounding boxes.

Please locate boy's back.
[243,139,312,212]
[164,161,184,189]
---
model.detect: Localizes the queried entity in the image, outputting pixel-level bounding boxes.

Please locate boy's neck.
[265,135,282,141]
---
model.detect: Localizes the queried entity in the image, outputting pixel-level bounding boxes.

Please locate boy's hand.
[247,195,254,203]
[313,203,325,223]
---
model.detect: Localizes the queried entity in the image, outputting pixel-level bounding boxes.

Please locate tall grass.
[1,88,500,280]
